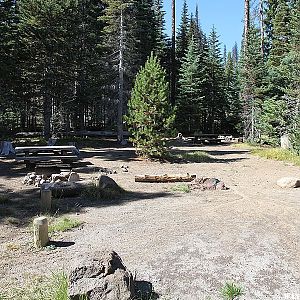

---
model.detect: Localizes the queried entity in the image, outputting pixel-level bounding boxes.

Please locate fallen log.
[135,174,196,183]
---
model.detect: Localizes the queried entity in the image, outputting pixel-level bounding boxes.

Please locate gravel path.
[0,144,300,299]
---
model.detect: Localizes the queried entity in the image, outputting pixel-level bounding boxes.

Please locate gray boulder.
[277,177,300,188]
[98,175,120,190]
[69,250,135,300]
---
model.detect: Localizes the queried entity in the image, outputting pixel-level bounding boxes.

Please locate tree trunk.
[259,0,264,58]
[117,8,124,143]
[243,0,250,53]
[170,0,176,106]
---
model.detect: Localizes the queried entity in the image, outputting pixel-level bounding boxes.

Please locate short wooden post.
[33,216,49,248]
[40,189,52,211]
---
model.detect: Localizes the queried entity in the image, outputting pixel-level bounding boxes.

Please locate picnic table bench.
[15,145,80,167]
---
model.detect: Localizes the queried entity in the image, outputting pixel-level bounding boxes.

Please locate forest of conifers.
[0,0,299,150]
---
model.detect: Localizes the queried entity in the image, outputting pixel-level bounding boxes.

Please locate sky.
[163,0,244,52]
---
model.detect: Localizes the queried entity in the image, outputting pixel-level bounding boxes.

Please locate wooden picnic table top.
[15,145,78,152]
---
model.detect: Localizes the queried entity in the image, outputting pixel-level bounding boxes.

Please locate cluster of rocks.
[189,177,227,191]
[23,171,80,187]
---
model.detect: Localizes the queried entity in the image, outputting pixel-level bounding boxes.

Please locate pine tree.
[176,37,204,134]
[240,24,266,142]
[153,0,168,61]
[224,52,241,133]
[281,0,300,151]
[176,0,189,64]
[206,27,226,133]
[126,53,174,157]
[0,0,20,132]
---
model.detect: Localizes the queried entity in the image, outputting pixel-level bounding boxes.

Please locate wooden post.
[33,216,49,248]
[40,189,52,211]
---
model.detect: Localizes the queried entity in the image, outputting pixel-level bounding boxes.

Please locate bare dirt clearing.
[0,144,300,299]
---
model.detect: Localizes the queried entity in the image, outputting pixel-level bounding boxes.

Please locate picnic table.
[193,133,223,144]
[15,145,80,166]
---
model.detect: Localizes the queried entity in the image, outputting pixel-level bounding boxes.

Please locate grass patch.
[2,273,71,300]
[82,183,126,202]
[170,184,191,193]
[251,147,300,165]
[221,282,243,300]
[166,150,213,163]
[48,217,83,233]
[234,143,300,166]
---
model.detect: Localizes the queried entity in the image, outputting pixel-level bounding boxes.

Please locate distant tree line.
[241,0,300,151]
[1,0,299,151]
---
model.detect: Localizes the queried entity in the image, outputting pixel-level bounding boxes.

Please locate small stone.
[277,177,300,188]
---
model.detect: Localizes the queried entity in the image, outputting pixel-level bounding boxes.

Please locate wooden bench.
[15,146,80,167]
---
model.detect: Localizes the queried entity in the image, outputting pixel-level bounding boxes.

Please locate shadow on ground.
[0,185,173,226]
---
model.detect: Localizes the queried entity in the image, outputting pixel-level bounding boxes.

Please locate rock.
[29,174,36,179]
[69,250,135,300]
[68,172,80,182]
[277,177,300,188]
[189,177,227,190]
[51,173,68,183]
[98,175,120,190]
[60,171,71,178]
[41,180,93,198]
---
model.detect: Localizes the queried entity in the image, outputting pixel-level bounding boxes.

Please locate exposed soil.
[0,143,300,299]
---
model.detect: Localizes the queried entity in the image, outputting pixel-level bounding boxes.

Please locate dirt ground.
[0,143,300,299]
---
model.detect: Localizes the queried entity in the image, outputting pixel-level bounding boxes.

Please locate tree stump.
[40,189,52,211]
[33,216,49,248]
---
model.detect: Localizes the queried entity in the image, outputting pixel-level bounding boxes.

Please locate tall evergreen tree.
[176,37,204,134]
[176,0,189,65]
[126,53,174,157]
[0,0,20,132]
[206,27,226,133]
[225,52,241,133]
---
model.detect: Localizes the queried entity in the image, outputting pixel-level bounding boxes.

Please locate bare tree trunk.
[243,0,250,54]
[117,8,124,143]
[170,0,176,106]
[259,0,264,58]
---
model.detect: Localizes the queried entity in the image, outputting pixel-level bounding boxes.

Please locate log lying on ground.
[135,174,196,183]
